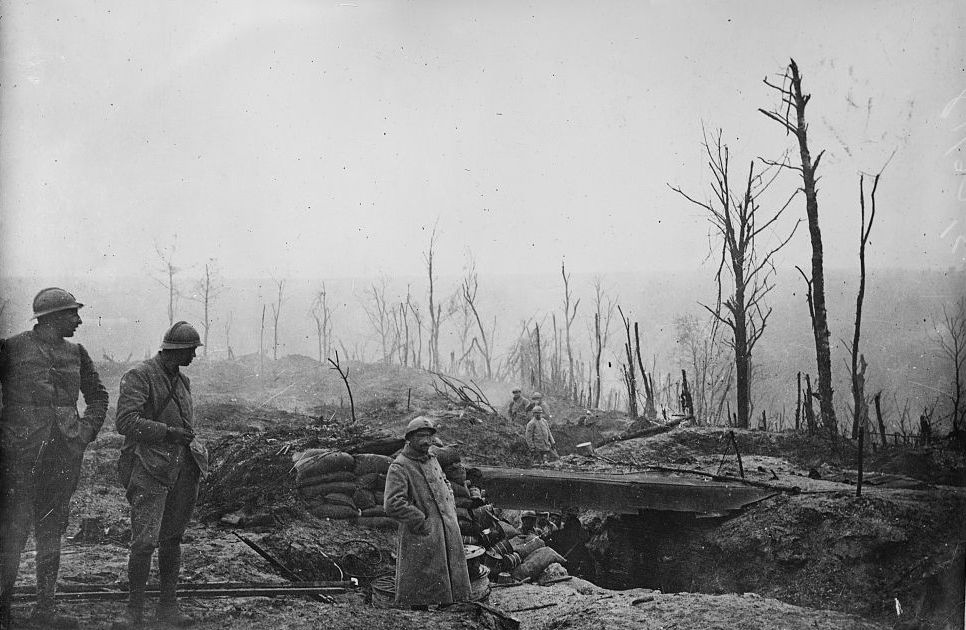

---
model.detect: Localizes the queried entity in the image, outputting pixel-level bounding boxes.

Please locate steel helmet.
[161,321,203,350]
[404,416,437,439]
[32,288,84,319]
[532,391,543,399]
[531,406,544,414]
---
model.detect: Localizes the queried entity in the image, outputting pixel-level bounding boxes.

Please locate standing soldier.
[525,406,557,463]
[383,417,470,609]
[112,322,207,629]
[507,387,530,423]
[0,288,109,629]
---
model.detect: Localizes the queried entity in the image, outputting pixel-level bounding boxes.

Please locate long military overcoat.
[383,445,471,606]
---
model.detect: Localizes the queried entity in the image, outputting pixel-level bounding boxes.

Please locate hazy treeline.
[1,264,961,434]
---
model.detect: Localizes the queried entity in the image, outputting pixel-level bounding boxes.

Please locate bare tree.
[848,172,881,438]
[362,278,393,364]
[190,259,223,357]
[460,256,495,379]
[310,283,334,364]
[270,278,286,361]
[560,260,580,397]
[154,242,180,327]
[760,59,837,436]
[588,276,616,408]
[224,311,234,360]
[675,313,734,425]
[933,294,966,434]
[425,223,442,372]
[617,306,638,419]
[408,298,424,369]
[671,128,799,428]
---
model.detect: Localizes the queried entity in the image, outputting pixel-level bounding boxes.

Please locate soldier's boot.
[157,544,192,627]
[111,552,149,630]
[30,547,78,630]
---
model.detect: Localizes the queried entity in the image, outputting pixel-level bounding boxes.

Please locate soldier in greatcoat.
[384,416,470,608]
[0,288,109,629]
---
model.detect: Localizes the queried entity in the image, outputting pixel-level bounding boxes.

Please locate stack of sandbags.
[293,449,393,521]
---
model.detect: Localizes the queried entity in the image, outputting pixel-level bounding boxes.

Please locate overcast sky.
[1,0,964,281]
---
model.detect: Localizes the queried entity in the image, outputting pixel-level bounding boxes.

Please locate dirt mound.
[433,411,533,467]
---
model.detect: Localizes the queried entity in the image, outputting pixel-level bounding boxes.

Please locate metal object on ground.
[477,466,777,515]
[369,572,396,608]
[12,583,350,602]
[233,533,336,604]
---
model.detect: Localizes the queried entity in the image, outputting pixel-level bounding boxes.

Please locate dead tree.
[849,172,881,438]
[588,276,616,408]
[425,223,442,372]
[760,59,837,436]
[874,392,887,447]
[153,242,180,327]
[675,314,734,424]
[803,373,817,435]
[671,128,799,428]
[270,278,286,361]
[460,260,495,379]
[310,283,334,364]
[561,261,580,396]
[933,294,966,433]
[328,351,356,423]
[190,259,223,356]
[224,311,234,360]
[362,279,393,365]
[408,298,424,369]
[259,305,266,377]
[634,323,657,419]
[618,306,638,418]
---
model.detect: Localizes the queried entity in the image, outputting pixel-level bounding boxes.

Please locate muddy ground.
[6,357,965,629]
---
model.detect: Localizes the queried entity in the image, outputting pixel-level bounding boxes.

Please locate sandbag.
[498,520,520,539]
[296,470,357,488]
[352,488,377,510]
[350,437,405,456]
[356,472,380,489]
[324,493,356,508]
[309,503,360,520]
[539,562,568,583]
[512,547,565,581]
[509,535,545,558]
[450,481,470,498]
[361,506,386,517]
[353,453,393,476]
[300,481,360,499]
[296,451,355,478]
[354,516,398,529]
[431,446,460,468]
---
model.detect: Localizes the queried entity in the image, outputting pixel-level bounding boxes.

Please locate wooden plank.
[478,466,776,514]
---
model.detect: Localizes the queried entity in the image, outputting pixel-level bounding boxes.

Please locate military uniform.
[115,353,207,624]
[0,326,108,623]
[507,394,531,423]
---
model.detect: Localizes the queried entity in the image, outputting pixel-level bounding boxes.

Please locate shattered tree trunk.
[761,59,837,436]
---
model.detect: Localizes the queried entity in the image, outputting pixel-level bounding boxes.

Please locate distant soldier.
[0,288,109,629]
[527,391,551,419]
[113,322,207,629]
[919,409,932,447]
[525,406,557,463]
[507,387,531,423]
[384,417,471,609]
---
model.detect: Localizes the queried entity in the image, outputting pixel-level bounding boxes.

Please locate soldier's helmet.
[161,321,203,350]
[532,391,543,399]
[404,416,437,439]
[532,406,544,414]
[32,287,84,319]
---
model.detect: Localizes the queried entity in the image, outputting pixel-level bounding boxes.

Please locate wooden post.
[795,372,802,431]
[856,424,865,497]
[874,392,886,447]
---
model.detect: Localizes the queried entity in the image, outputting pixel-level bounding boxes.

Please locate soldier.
[0,288,109,629]
[527,391,551,419]
[507,387,531,423]
[384,417,470,609]
[525,406,557,463]
[112,322,208,629]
